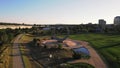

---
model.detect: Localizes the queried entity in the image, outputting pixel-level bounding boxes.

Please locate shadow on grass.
[98,42,120,49]
[10,54,21,56]
[48,57,73,67]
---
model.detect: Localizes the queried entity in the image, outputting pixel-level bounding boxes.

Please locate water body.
[73,47,89,55]
[0,25,32,29]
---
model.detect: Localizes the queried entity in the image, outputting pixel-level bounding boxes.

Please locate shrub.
[58,44,62,49]
[72,53,82,59]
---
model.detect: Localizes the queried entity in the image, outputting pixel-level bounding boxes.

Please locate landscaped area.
[19,34,98,68]
[13,33,120,68]
[21,34,96,68]
[70,33,120,68]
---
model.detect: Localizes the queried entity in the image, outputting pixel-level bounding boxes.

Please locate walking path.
[64,40,107,68]
[12,34,25,68]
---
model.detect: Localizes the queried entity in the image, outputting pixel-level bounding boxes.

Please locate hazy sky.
[0,0,120,24]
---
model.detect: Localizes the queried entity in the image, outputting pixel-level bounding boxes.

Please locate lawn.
[19,34,34,43]
[20,45,32,68]
[61,63,95,68]
[69,33,120,68]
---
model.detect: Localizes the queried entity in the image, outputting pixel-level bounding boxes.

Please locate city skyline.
[0,0,120,24]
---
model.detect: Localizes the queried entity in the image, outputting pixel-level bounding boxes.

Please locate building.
[114,16,120,26]
[98,19,106,30]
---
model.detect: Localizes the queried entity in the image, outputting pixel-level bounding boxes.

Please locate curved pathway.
[12,34,25,68]
[64,40,107,68]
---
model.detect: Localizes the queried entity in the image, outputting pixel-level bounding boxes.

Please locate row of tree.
[30,24,120,36]
[0,27,32,46]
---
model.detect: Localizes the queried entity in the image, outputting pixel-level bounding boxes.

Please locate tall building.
[98,19,106,30]
[114,16,120,26]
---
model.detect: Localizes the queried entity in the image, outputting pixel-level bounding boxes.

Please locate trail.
[66,40,107,68]
[12,34,25,68]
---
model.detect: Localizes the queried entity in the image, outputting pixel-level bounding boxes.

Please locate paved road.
[12,34,25,68]
[65,40,107,68]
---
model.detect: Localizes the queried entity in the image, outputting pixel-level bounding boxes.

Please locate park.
[0,24,120,68]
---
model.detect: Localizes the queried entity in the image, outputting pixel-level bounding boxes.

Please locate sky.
[0,0,120,24]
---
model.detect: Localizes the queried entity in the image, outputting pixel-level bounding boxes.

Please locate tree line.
[30,24,120,36]
[0,27,32,46]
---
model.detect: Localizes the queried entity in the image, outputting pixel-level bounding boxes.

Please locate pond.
[73,47,90,56]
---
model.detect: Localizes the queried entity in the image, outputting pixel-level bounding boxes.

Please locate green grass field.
[62,63,95,68]
[69,33,120,68]
[20,44,32,68]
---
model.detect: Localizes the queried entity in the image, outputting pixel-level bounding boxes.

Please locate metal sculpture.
[51,25,70,43]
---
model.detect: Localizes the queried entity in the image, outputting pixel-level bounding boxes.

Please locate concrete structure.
[98,19,106,30]
[114,16,120,26]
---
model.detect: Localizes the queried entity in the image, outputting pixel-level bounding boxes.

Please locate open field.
[69,33,120,68]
